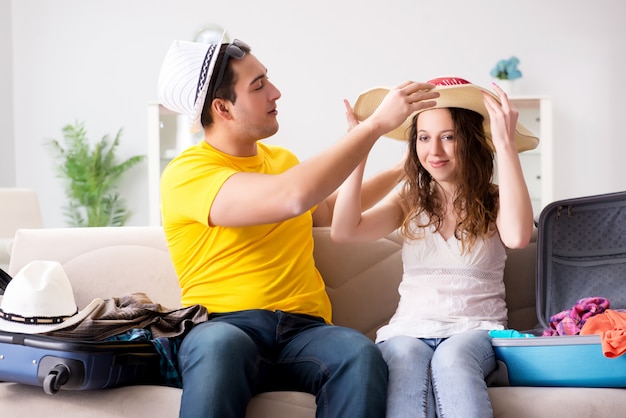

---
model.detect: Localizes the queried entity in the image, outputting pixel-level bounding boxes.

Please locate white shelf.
[511,96,553,217]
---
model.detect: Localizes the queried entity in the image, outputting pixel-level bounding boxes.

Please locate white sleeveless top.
[376,220,507,342]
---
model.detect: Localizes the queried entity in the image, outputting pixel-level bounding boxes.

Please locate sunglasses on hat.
[210,39,249,101]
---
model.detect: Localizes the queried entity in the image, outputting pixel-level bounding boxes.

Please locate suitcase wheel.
[43,364,70,395]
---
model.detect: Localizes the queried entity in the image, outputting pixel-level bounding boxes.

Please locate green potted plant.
[47,121,145,227]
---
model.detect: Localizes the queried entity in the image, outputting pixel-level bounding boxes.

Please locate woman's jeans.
[378,330,495,418]
[177,309,388,418]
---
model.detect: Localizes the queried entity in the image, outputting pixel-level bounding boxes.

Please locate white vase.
[493,79,516,96]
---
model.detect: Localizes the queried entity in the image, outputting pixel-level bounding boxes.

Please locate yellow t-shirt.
[160,141,332,323]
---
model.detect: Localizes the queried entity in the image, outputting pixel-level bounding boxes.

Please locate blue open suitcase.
[491,190,626,387]
[0,330,161,394]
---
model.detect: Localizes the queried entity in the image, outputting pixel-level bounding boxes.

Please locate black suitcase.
[491,190,626,387]
[0,330,161,394]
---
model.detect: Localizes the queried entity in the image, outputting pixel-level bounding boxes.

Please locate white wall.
[6,0,626,227]
[0,0,15,186]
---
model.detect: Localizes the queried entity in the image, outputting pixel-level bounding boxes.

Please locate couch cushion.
[8,227,182,310]
[489,386,626,417]
[0,383,181,417]
[312,227,403,341]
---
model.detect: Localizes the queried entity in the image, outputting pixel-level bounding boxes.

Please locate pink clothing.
[542,297,610,336]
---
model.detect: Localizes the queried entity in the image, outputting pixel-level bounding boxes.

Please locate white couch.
[2,226,626,417]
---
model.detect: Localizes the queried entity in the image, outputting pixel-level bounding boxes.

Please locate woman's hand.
[344,99,359,131]
[482,82,519,152]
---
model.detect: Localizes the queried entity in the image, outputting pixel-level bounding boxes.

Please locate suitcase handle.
[43,364,70,395]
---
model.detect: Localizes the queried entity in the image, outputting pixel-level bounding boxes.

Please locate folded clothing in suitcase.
[0,330,161,394]
[491,190,626,387]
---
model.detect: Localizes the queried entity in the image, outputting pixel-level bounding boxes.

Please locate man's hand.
[368,81,439,135]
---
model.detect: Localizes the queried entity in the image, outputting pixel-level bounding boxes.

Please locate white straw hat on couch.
[0,260,102,334]
[353,76,539,153]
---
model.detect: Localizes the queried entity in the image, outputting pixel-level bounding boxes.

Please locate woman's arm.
[313,160,404,227]
[313,101,405,227]
[331,158,404,243]
[329,101,404,242]
[483,83,534,248]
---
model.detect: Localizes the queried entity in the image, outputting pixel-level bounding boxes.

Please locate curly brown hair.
[399,107,499,252]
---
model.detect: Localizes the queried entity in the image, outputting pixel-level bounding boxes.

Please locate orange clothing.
[580,309,626,358]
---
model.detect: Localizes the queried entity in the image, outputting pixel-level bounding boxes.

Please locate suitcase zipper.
[555,205,573,220]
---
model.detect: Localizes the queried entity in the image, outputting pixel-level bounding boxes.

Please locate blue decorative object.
[490,56,522,80]
[489,329,536,339]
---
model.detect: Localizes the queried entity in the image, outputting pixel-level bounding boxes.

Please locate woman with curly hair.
[331,77,538,418]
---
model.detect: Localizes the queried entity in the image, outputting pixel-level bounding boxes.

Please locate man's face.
[228,54,282,140]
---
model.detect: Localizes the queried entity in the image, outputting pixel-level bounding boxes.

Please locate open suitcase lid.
[535,190,626,329]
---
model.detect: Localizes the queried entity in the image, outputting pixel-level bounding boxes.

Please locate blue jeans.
[177,309,387,418]
[378,330,495,418]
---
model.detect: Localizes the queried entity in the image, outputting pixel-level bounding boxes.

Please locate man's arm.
[210,81,437,227]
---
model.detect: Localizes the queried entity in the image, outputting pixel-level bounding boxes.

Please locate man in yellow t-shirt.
[157,37,438,418]
[162,141,331,320]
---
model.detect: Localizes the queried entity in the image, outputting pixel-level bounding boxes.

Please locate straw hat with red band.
[353,77,539,153]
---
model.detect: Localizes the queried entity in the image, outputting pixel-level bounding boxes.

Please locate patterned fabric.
[107,328,184,387]
[43,292,208,340]
[152,335,184,387]
[542,297,610,336]
[36,293,206,388]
